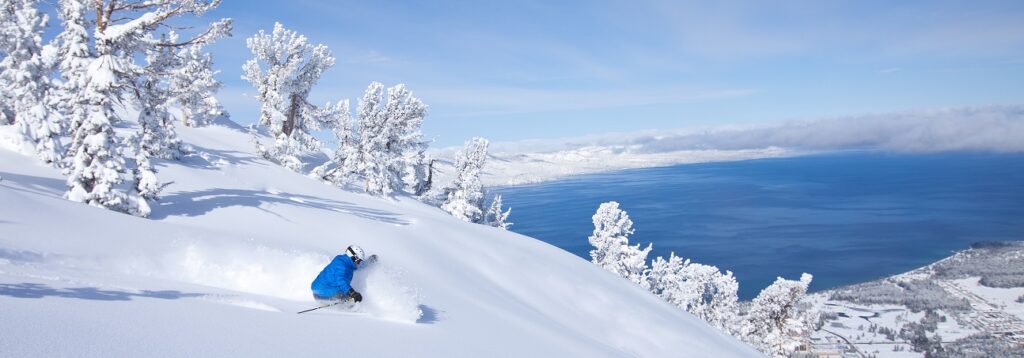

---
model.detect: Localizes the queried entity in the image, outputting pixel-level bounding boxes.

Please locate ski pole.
[296,297,353,314]
[297,301,340,314]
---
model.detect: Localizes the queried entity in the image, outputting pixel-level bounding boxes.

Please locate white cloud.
[480,105,1024,154]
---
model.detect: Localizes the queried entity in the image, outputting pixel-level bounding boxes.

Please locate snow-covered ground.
[808,243,1024,357]
[0,123,758,357]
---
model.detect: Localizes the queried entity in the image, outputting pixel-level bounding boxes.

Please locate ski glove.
[348,288,363,303]
[364,254,378,265]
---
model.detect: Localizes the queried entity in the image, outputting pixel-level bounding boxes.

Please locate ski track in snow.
[0,235,425,322]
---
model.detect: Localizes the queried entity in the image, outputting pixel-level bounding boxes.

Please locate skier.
[310,245,376,304]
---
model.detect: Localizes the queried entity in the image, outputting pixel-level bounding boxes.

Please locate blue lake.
[493,152,1024,300]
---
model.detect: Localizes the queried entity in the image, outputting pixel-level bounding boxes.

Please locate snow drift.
[0,123,758,356]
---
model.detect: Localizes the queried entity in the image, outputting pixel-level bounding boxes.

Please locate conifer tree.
[170,44,227,127]
[675,262,739,331]
[441,137,489,222]
[64,53,133,212]
[0,0,63,164]
[0,0,18,125]
[62,0,230,216]
[338,81,384,189]
[135,34,182,160]
[484,194,512,230]
[587,201,652,287]
[242,22,334,172]
[53,0,91,142]
[648,253,687,303]
[742,273,814,357]
[648,252,739,333]
[310,99,352,185]
[319,82,431,196]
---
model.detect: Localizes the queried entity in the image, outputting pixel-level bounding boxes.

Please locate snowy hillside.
[808,242,1024,357]
[0,122,758,357]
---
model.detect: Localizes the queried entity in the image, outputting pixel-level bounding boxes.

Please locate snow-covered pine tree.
[675,262,739,331]
[741,273,814,357]
[441,137,489,222]
[648,252,739,333]
[134,33,182,160]
[130,149,160,217]
[169,42,227,127]
[53,0,91,142]
[0,0,17,125]
[329,82,430,196]
[129,15,230,159]
[64,53,133,212]
[310,99,352,185]
[382,84,429,194]
[337,81,384,190]
[63,0,230,216]
[86,0,230,126]
[483,194,512,230]
[412,157,435,196]
[242,22,334,172]
[648,253,686,303]
[0,0,63,164]
[587,201,652,287]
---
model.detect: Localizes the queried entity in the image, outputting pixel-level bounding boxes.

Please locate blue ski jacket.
[311,255,357,298]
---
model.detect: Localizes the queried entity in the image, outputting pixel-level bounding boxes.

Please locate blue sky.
[192,1,1023,146]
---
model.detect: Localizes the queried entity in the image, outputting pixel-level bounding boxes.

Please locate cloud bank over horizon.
[473,105,1024,155]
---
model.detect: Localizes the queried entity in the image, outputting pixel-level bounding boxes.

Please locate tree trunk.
[416,159,435,195]
[283,93,298,136]
[2,107,14,125]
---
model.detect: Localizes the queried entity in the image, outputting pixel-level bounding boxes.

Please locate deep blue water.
[493,152,1024,300]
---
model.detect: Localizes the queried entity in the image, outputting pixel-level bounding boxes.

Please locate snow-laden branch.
[95,0,222,46]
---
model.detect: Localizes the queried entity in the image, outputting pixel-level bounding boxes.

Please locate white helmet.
[346,245,365,261]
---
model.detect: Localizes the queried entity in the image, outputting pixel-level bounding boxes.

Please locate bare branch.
[155,18,231,48]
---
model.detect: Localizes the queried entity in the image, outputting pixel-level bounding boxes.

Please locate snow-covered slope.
[808,242,1024,357]
[0,123,757,357]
